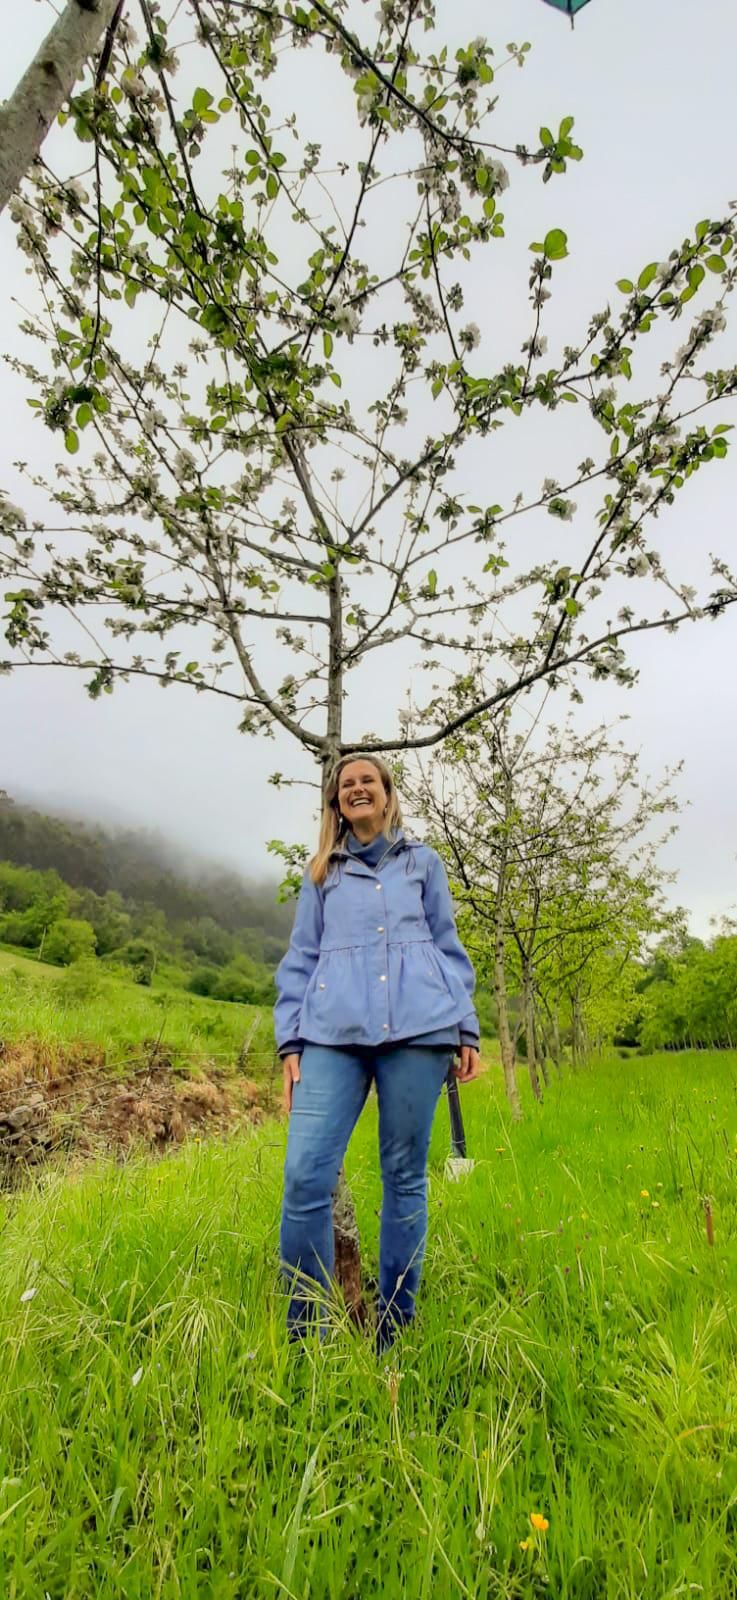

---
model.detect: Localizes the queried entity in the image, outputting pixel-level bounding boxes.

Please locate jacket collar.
[329,828,407,876]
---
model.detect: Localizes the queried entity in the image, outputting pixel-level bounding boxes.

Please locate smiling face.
[337,759,388,837]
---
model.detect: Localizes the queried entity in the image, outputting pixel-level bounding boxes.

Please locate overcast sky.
[1,0,736,933]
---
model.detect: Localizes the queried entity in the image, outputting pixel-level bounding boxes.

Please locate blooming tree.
[399,705,679,1115]
[1,0,736,794]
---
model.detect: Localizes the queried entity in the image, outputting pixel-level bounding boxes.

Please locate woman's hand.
[282,1052,302,1113]
[452,1044,482,1084]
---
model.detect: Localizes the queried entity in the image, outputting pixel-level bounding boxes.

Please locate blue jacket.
[274,831,479,1053]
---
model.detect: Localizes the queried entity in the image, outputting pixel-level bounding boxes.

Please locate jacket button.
[375,884,382,891]
[379,974,387,982]
[383,1024,389,1031]
[319,982,326,989]
[377,926,385,933]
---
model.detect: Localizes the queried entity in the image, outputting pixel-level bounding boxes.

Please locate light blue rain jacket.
[274,832,479,1052]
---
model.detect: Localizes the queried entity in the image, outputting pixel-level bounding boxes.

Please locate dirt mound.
[0,1039,276,1186]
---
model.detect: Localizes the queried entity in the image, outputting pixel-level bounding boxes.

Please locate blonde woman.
[275,752,480,1350]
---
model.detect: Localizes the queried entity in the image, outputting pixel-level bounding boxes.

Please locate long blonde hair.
[309,752,404,885]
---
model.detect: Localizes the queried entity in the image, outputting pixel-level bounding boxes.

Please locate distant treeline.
[0,791,292,1001]
[630,932,737,1052]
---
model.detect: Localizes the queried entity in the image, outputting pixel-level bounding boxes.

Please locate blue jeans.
[280,1044,451,1347]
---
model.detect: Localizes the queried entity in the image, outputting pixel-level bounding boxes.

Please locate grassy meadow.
[0,946,275,1075]
[1,1045,736,1598]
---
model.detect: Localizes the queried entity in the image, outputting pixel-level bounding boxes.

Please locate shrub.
[214,958,276,1006]
[117,939,156,986]
[56,957,104,1005]
[44,917,97,966]
[187,967,220,998]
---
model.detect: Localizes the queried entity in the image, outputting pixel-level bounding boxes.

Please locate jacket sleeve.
[273,871,324,1054]
[422,849,480,1043]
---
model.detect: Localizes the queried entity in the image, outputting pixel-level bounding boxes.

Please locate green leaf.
[529,240,544,254]
[193,88,213,116]
[539,127,553,148]
[705,254,726,274]
[427,569,438,597]
[475,166,489,189]
[637,262,658,291]
[616,279,633,294]
[559,115,575,138]
[266,173,279,201]
[76,403,93,428]
[543,228,568,261]
[323,330,333,359]
[64,428,79,455]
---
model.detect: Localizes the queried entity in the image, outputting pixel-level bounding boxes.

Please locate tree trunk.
[494,940,521,1122]
[0,0,120,216]
[493,846,522,1121]
[571,990,586,1069]
[322,583,365,1321]
[522,967,542,1102]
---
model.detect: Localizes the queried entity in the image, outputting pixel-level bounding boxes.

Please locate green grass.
[0,948,274,1074]
[1,1051,736,1597]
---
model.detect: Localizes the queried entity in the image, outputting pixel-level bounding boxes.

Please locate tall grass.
[1,1051,736,1598]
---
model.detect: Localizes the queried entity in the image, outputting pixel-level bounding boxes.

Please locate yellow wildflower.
[530,1513,549,1532]
[519,1538,532,1551]
[640,1189,649,1198]
[651,1201,660,1209]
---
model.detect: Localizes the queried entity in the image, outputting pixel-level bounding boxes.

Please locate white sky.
[1,0,736,934]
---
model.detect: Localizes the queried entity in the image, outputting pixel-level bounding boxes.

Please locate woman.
[275,751,481,1349]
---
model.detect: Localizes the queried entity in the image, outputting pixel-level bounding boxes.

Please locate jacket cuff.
[279,1040,303,1059]
[460,1028,480,1047]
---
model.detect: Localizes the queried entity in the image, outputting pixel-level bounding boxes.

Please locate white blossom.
[541,478,559,498]
[142,408,166,437]
[488,159,509,193]
[173,448,197,479]
[439,188,462,223]
[64,178,89,207]
[9,197,34,229]
[123,71,147,101]
[458,322,481,352]
[331,300,360,337]
[0,497,27,529]
[632,553,650,576]
[698,307,727,336]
